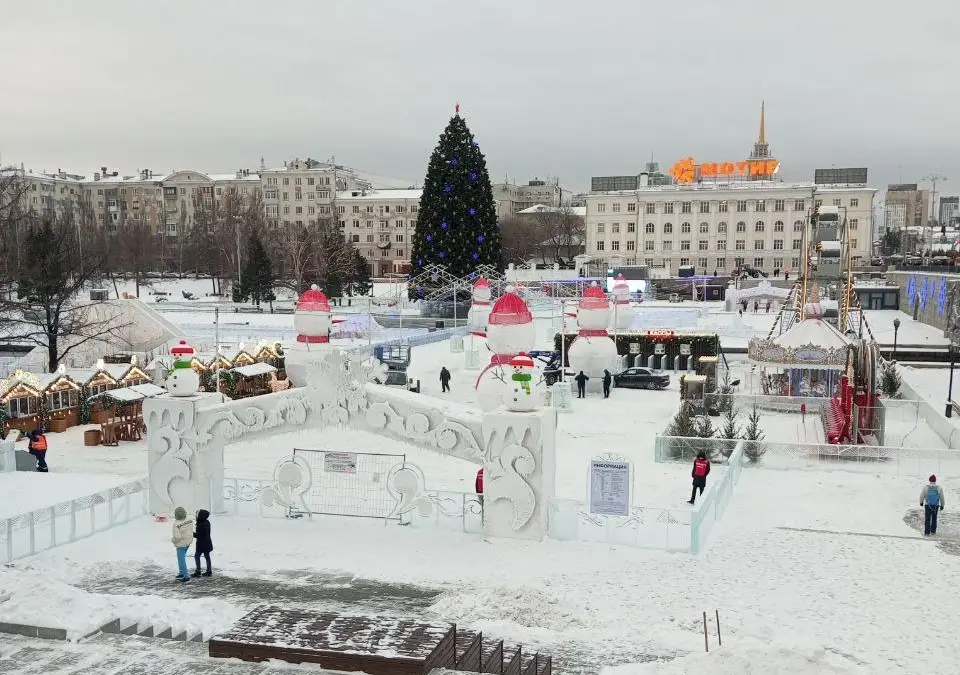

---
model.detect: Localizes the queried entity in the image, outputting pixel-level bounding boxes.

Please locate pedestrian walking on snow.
[192,509,213,577]
[602,370,612,398]
[439,366,451,393]
[688,451,711,505]
[921,475,945,535]
[800,402,807,421]
[170,506,194,582]
[475,468,484,510]
[26,429,49,472]
[575,371,589,398]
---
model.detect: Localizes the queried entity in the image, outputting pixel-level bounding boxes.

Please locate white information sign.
[589,458,631,516]
[654,343,666,355]
[680,343,691,356]
[324,452,358,474]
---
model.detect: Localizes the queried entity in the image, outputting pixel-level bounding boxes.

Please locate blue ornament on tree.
[450,158,459,167]
[472,252,479,260]
[470,172,478,181]
[417,258,423,267]
[426,234,433,242]
[441,221,448,230]
[477,234,485,243]
[444,184,453,193]
[439,251,446,259]
[469,208,476,216]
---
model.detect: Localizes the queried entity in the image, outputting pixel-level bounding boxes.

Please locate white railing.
[690,441,745,553]
[0,478,148,564]
[548,499,692,552]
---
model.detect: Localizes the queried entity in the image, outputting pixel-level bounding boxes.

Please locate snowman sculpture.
[503,352,542,412]
[466,277,492,337]
[166,340,200,397]
[294,284,344,345]
[611,274,634,330]
[475,286,537,411]
[567,283,619,392]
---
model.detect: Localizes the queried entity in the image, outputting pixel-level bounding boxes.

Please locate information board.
[324,452,358,474]
[589,459,631,516]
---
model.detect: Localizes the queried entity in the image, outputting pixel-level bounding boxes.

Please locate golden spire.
[758,100,766,145]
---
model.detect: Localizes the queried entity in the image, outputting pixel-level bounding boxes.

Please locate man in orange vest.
[688,451,710,504]
[27,429,49,473]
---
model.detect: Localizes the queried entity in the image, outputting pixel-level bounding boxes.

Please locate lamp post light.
[892,318,900,360]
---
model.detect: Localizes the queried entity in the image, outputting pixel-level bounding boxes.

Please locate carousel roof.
[747,318,852,370]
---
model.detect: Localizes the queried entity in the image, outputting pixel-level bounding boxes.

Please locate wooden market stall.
[43,371,82,433]
[0,370,43,435]
[232,362,277,398]
[93,383,166,446]
[231,349,257,368]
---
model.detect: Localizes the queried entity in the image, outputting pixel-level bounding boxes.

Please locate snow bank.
[603,641,870,674]
[0,568,244,641]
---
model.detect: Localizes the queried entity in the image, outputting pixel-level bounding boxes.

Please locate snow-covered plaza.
[1,285,959,674]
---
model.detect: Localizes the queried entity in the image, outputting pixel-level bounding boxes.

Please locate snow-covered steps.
[207,606,553,674]
[99,618,208,643]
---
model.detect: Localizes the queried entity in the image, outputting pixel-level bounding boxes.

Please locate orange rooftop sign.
[668,157,780,184]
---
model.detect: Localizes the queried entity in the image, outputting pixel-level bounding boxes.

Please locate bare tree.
[499,216,542,265]
[0,162,34,290]
[272,221,318,293]
[0,215,131,371]
[114,219,158,297]
[531,207,585,266]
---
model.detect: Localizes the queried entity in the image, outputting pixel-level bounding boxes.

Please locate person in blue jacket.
[921,475,945,536]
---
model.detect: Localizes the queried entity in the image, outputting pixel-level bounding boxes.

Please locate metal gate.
[292,449,406,519]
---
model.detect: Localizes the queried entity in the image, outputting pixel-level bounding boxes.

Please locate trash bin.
[435,320,445,329]
[84,429,102,446]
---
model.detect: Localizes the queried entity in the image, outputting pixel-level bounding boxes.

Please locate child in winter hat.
[171,506,194,582]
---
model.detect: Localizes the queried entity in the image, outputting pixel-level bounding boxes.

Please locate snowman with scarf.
[475,286,540,411]
[166,340,200,397]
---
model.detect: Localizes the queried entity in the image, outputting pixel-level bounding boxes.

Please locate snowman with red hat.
[294,284,345,346]
[167,340,200,397]
[466,277,492,337]
[567,283,619,394]
[611,274,634,330]
[504,352,542,411]
[475,286,539,411]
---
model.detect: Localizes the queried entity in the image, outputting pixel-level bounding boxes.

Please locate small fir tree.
[409,109,503,286]
[719,405,740,457]
[742,405,767,463]
[880,361,902,399]
[240,231,275,306]
[664,401,698,460]
[350,249,373,296]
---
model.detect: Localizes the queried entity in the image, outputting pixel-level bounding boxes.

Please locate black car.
[613,367,670,390]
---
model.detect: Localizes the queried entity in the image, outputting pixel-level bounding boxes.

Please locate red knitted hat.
[488,288,533,326]
[297,284,331,312]
[580,283,609,310]
[929,475,937,483]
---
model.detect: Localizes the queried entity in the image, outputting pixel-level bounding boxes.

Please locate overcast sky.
[1,0,957,198]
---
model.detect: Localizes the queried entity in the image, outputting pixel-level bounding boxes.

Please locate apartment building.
[337,188,421,277]
[0,167,85,220]
[884,184,929,231]
[493,179,561,219]
[583,181,876,274]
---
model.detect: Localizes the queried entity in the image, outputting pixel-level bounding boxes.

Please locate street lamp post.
[947,342,957,418]
[892,318,900,360]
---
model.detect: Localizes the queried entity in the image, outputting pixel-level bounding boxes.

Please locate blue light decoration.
[450,158,459,167]
[470,172,478,181]
[477,234,485,243]
[938,277,948,316]
[441,221,449,230]
[920,276,932,311]
[417,258,423,267]
[906,275,918,308]
[472,252,480,260]
[444,184,452,193]
[471,140,478,147]
[439,251,446,259]
[425,234,433,242]
[469,208,476,216]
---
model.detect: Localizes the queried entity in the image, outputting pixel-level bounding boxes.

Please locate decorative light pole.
[892,317,900,360]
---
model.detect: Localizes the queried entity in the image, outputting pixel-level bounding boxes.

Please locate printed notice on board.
[589,459,631,516]
[324,452,358,474]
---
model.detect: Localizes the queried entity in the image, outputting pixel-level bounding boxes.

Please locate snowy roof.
[100,383,166,402]
[747,318,851,370]
[774,319,851,351]
[233,362,277,378]
[336,188,422,201]
[129,383,166,397]
[517,204,587,217]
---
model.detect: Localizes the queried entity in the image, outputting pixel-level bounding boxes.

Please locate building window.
[736,221,746,233]
[662,240,673,251]
[663,222,673,234]
[698,257,708,269]
[644,241,655,251]
[596,241,605,251]
[679,257,690,266]
[645,222,655,233]
[774,199,785,212]
[851,239,858,249]
[663,203,674,214]
[773,257,783,268]
[772,220,784,233]
[754,240,764,250]
[773,239,784,250]
[792,239,802,249]
[754,258,765,268]
[735,257,745,267]
[755,221,765,232]
[612,223,620,234]
[850,219,858,230]
[815,199,823,208]
[735,240,746,250]
[680,240,691,251]
[718,221,727,234]
[627,203,636,212]
[645,203,656,214]
[756,200,766,212]
[627,223,636,233]
[698,240,708,251]
[832,198,841,206]
[611,240,620,251]
[699,222,709,233]
[612,203,621,213]
[395,234,404,242]
[791,257,800,267]
[736,200,748,213]
[295,206,303,214]
[794,199,805,211]
[645,258,655,266]
[850,198,859,207]
[681,202,692,214]
[699,202,710,214]
[718,201,728,213]
[8,395,38,418]
[597,203,606,213]
[626,240,635,251]
[681,222,691,234]
[794,220,804,232]
[717,258,726,269]
[717,239,727,250]
[47,389,78,411]
[597,223,605,234]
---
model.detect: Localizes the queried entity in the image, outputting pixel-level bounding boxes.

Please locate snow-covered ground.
[3,297,960,673]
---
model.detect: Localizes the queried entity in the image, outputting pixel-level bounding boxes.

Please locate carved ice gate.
[144,350,557,541]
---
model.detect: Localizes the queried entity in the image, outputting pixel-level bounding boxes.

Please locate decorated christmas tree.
[409,108,502,286]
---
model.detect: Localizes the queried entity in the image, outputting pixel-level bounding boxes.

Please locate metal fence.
[548,499,692,552]
[690,441,745,553]
[0,479,148,564]
[292,449,407,519]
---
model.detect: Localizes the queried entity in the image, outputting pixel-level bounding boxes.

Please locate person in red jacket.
[475,468,484,508]
[688,451,711,504]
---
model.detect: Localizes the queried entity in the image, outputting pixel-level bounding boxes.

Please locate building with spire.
[747,101,777,180]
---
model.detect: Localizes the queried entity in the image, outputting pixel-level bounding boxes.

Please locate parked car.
[613,367,670,390]
[376,370,420,393]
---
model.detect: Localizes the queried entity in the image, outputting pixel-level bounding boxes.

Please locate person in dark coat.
[439,366,451,393]
[602,370,612,398]
[26,429,49,472]
[192,509,213,577]
[688,451,711,505]
[574,371,589,398]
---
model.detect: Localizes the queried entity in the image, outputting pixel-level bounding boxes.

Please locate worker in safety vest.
[27,429,49,473]
[688,451,710,505]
